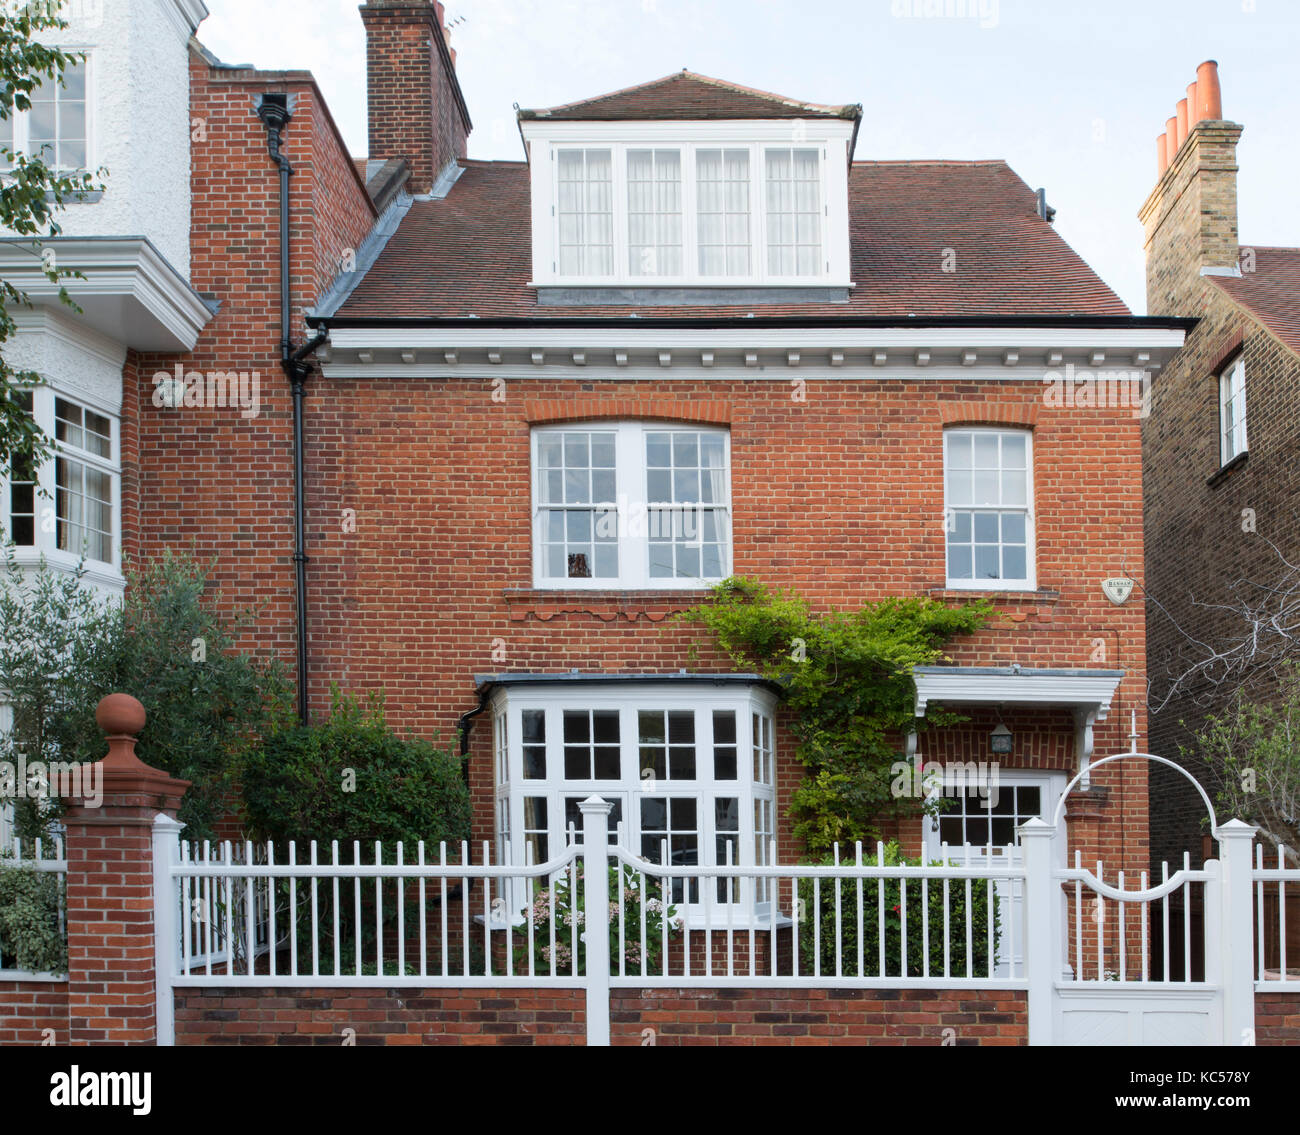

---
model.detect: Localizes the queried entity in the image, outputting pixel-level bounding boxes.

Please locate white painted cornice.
[318,325,1186,380]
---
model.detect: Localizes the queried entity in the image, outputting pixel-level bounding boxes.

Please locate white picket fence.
[1255,844,1298,984]
[0,834,67,980]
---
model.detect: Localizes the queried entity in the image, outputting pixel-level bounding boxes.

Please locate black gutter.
[258,92,325,727]
[310,313,1197,332]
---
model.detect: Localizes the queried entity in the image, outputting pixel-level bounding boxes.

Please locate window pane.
[557,149,613,277]
[765,148,821,277]
[944,431,1032,586]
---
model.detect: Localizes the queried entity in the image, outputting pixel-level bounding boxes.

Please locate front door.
[923,771,1067,979]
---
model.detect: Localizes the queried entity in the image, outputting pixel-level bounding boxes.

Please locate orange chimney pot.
[1166,116,1179,158]
[1175,98,1189,148]
[1186,81,1200,130]
[1156,133,1169,175]
[1197,59,1222,119]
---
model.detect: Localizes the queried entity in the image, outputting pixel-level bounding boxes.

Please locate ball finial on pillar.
[96,693,147,768]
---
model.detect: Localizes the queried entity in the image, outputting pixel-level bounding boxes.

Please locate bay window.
[489,679,778,925]
[2,386,119,573]
[532,421,731,589]
[943,428,1034,590]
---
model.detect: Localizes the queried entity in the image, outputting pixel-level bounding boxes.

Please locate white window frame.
[530,421,732,590]
[490,682,779,928]
[1,384,121,577]
[1218,356,1247,465]
[524,120,854,289]
[942,426,1036,592]
[0,53,93,174]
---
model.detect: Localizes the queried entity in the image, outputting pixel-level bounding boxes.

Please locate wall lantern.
[990,722,1014,755]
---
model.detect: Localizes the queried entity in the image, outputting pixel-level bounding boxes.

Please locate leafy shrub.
[0,859,65,974]
[796,842,998,978]
[0,547,292,840]
[515,863,680,976]
[239,687,471,851]
[681,577,991,853]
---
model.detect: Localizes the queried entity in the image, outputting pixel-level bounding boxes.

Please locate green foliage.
[0,547,293,839]
[796,842,997,978]
[0,858,65,974]
[1192,663,1300,865]
[681,577,992,852]
[239,687,472,851]
[0,4,107,469]
[515,863,681,976]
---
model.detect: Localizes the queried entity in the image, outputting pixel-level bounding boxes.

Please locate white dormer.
[517,72,860,302]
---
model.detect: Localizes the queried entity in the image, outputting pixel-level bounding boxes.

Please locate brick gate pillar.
[62,694,189,1045]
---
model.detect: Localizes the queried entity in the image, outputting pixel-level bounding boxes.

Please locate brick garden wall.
[174,987,586,1045]
[0,981,68,1045]
[169,986,1026,1045]
[1254,989,1300,1046]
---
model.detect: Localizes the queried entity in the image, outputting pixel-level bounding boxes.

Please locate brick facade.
[1140,116,1300,870]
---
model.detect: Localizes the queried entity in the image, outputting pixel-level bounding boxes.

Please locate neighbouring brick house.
[3,1,1189,991]
[1140,61,1300,875]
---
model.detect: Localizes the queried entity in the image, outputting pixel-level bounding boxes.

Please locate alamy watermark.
[1,753,103,809]
[890,755,1001,807]
[891,0,999,30]
[1042,364,1152,419]
[152,365,262,420]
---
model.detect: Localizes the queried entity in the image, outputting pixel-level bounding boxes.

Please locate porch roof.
[912,666,1124,720]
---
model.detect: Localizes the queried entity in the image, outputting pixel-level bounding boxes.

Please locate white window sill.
[942,580,1037,593]
[6,547,125,591]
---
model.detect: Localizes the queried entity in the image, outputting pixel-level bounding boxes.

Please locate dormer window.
[540,140,839,288]
[519,73,859,297]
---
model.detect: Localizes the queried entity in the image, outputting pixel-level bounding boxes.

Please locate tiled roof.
[1209,246,1300,358]
[334,159,1131,321]
[518,71,860,122]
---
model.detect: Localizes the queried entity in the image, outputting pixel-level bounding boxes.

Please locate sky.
[197,0,1300,315]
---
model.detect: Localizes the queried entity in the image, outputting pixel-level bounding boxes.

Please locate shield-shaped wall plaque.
[1102,577,1135,605]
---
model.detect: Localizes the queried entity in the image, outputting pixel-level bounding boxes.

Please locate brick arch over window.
[937,402,1039,429]
[524,399,732,427]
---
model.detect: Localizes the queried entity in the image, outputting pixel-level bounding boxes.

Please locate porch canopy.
[911,665,1125,771]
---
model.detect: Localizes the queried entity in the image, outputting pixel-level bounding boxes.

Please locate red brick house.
[6,2,1190,935]
[1141,62,1300,873]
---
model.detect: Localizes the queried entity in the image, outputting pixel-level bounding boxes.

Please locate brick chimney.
[361,0,472,194]
[1139,60,1241,317]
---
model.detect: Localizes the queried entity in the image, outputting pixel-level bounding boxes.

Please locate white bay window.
[489,679,778,924]
[532,421,731,589]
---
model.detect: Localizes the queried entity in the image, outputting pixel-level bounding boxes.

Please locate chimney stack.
[361,0,473,195]
[1140,60,1241,317]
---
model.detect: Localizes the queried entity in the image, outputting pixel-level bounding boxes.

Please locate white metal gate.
[1021,751,1256,1046]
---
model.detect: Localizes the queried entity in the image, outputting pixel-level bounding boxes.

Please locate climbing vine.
[681,577,993,854]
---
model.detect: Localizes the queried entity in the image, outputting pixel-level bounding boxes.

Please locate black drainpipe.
[258,93,326,726]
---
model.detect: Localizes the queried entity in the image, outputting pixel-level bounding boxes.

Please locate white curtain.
[766,148,820,276]
[628,149,681,276]
[697,149,750,276]
[558,149,612,276]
